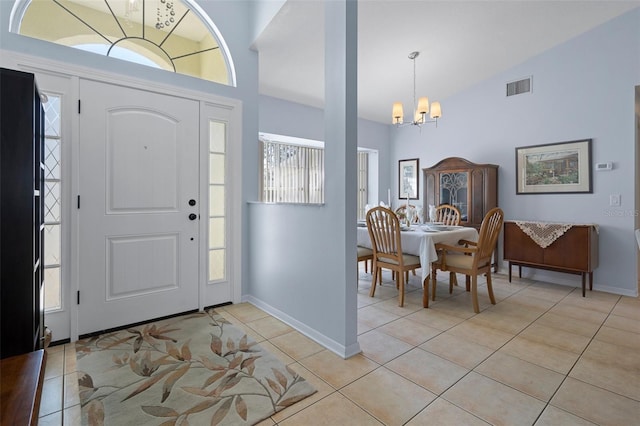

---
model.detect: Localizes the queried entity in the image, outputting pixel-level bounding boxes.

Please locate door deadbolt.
[189,199,196,206]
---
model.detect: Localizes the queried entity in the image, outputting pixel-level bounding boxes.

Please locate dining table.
[357,223,479,284]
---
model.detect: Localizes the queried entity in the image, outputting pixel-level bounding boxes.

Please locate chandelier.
[392,51,441,128]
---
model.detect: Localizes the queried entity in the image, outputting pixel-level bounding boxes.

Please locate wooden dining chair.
[357,246,374,274]
[366,206,428,308]
[430,207,504,313]
[434,204,461,225]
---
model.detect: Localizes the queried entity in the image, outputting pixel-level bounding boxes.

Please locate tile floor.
[38,267,640,425]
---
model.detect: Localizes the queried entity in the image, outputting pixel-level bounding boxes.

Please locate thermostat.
[595,162,612,171]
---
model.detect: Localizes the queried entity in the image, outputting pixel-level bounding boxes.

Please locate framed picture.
[516,139,592,194]
[398,158,419,199]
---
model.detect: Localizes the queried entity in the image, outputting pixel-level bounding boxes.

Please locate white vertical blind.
[261,140,325,203]
[260,138,367,208]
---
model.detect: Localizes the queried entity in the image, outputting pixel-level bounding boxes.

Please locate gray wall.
[391,8,640,296]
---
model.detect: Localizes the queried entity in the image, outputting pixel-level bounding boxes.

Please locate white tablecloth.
[357,225,479,283]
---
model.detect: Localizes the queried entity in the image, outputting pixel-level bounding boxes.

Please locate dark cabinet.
[1,68,45,359]
[422,157,498,228]
[423,157,499,270]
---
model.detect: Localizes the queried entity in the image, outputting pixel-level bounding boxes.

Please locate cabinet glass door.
[439,172,468,222]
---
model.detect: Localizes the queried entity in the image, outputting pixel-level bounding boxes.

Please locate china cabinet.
[423,157,499,270]
[422,157,498,228]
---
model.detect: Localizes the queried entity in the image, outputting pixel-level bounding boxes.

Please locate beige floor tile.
[430,294,489,319]
[551,377,640,425]
[505,292,557,312]
[62,404,81,426]
[406,398,490,425]
[39,376,63,417]
[467,310,532,334]
[570,353,640,401]
[518,323,591,354]
[45,344,65,354]
[517,284,573,303]
[447,321,515,350]
[300,350,378,389]
[500,336,580,374]
[38,410,62,426]
[534,311,601,338]
[358,305,401,330]
[405,308,466,331]
[420,333,494,369]
[377,317,442,346]
[220,303,270,323]
[594,325,640,350]
[44,349,64,380]
[475,352,564,401]
[580,339,638,371]
[279,392,382,425]
[245,316,294,339]
[358,319,375,335]
[559,291,619,314]
[372,296,424,317]
[341,367,436,426]
[548,303,608,325]
[486,301,543,323]
[270,363,337,423]
[63,373,80,409]
[611,297,640,321]
[386,348,469,395]
[603,314,640,334]
[357,291,380,308]
[63,343,76,374]
[535,405,596,425]
[269,330,324,361]
[357,329,414,364]
[442,371,546,426]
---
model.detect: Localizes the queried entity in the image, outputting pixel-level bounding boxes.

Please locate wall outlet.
[609,194,621,206]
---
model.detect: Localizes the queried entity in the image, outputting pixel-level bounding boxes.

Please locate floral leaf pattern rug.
[76,309,316,425]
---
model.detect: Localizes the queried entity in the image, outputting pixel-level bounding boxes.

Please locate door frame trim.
[1,50,243,342]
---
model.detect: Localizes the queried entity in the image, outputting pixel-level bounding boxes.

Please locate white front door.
[77,80,200,335]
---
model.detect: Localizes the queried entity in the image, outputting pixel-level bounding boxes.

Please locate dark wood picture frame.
[399,158,419,199]
[515,139,592,194]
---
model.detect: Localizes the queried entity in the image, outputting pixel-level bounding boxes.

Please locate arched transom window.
[11,0,235,85]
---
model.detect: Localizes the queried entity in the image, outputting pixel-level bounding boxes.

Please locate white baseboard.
[241,295,362,359]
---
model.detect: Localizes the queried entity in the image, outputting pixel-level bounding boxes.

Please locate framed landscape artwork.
[516,139,592,194]
[399,158,419,199]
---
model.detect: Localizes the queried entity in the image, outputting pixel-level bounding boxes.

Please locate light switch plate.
[610,194,621,206]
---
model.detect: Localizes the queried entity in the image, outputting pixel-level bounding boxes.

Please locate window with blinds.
[261,140,325,203]
[259,137,369,209]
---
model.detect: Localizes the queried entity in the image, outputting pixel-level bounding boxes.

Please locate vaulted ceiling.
[254,1,640,125]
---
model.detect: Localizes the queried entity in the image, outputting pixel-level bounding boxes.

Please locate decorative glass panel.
[45,181,61,223]
[44,267,61,310]
[209,185,224,216]
[208,217,225,248]
[208,249,225,281]
[208,120,226,282]
[44,138,60,179]
[440,172,468,222]
[43,96,61,137]
[45,224,61,265]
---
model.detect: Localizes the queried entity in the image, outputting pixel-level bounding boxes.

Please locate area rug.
[76,309,316,425]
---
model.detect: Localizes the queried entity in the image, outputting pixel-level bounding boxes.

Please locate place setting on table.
[356,205,479,285]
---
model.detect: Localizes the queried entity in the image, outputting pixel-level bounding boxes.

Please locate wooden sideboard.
[503,221,599,296]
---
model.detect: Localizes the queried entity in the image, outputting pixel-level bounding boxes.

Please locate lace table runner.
[514,221,574,248]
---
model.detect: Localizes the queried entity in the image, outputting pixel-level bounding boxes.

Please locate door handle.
[189,213,198,221]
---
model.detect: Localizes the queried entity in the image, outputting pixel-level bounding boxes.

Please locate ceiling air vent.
[506,77,532,96]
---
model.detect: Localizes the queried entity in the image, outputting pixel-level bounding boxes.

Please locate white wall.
[391,8,640,296]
